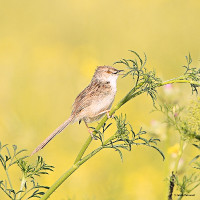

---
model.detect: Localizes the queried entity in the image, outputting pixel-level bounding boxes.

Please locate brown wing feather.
[71,80,111,116]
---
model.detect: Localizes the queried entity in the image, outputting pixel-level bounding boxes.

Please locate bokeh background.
[0,1,200,199]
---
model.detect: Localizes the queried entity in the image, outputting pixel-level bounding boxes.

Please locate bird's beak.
[116,70,124,75]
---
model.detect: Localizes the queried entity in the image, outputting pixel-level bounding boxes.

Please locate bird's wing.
[71,80,111,115]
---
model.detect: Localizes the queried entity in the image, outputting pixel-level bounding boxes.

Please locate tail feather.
[30,117,73,156]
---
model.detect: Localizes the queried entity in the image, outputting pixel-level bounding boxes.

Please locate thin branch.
[0,185,14,199]
[16,174,26,200]
[41,78,199,200]
[40,147,103,200]
[6,169,13,190]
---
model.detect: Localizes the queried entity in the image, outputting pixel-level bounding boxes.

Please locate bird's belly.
[84,94,115,123]
[95,95,114,112]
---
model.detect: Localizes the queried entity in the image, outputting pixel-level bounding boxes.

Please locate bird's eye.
[107,70,112,74]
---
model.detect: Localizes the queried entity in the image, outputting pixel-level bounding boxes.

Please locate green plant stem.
[103,135,116,145]
[74,82,145,164]
[20,185,41,199]
[161,78,200,86]
[0,187,13,199]
[41,78,200,200]
[16,174,26,200]
[41,130,121,200]
[74,76,200,163]
[5,169,13,190]
[40,146,103,200]
[75,78,200,164]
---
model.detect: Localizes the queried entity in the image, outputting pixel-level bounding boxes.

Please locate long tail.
[30,116,73,156]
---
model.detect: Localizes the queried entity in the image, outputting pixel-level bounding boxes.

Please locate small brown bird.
[31,66,123,156]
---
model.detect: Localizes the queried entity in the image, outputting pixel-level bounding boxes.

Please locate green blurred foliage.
[0,1,200,199]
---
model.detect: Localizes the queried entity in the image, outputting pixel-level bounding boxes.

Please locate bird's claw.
[88,129,97,140]
[106,111,114,119]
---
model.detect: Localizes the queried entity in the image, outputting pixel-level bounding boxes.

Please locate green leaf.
[16,149,27,156]
[193,144,200,149]
[12,145,17,153]
[128,50,143,66]
[186,53,192,65]
[151,146,165,161]
[113,60,126,65]
[114,148,123,162]
[0,154,6,169]
[190,155,200,164]
[122,58,130,67]
[6,147,11,159]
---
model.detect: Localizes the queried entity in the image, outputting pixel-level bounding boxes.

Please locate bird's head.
[92,66,123,82]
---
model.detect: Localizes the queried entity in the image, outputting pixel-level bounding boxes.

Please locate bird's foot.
[106,110,114,119]
[88,128,97,140]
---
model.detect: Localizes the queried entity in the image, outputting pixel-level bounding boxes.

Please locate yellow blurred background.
[0,0,200,199]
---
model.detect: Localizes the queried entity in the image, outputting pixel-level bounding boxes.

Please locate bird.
[30,66,123,156]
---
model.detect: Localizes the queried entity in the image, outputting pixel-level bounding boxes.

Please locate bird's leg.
[106,110,112,119]
[84,120,97,140]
